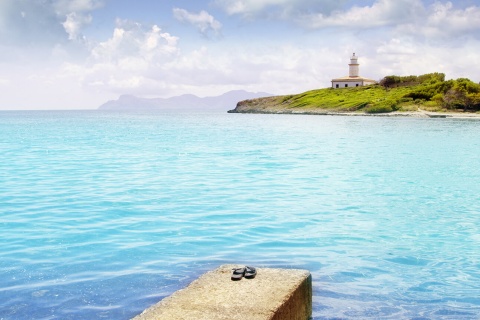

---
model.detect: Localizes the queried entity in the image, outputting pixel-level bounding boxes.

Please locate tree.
[465,92,480,111]
[379,76,398,88]
[443,88,466,110]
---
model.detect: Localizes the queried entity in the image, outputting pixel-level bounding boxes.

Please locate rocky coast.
[228,96,480,119]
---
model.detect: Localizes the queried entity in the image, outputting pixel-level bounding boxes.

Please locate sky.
[0,0,479,110]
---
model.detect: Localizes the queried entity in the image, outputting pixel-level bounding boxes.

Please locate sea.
[1,110,479,320]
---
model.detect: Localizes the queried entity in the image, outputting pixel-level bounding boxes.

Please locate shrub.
[466,92,480,110]
[432,93,444,103]
[355,102,370,109]
[365,99,398,113]
[280,95,293,103]
[399,97,414,103]
[424,101,439,107]
[379,76,400,88]
[365,105,393,113]
[398,105,419,112]
[455,78,480,93]
[379,73,446,89]
[418,72,445,84]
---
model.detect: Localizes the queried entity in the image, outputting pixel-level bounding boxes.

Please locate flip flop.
[244,266,257,279]
[231,267,245,281]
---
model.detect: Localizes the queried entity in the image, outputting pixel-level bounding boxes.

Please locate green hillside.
[231,73,480,114]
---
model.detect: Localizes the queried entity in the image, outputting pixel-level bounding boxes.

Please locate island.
[228,73,480,118]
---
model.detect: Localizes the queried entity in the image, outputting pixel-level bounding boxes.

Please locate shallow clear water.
[1,111,479,319]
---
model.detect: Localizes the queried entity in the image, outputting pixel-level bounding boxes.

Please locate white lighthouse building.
[331,53,376,88]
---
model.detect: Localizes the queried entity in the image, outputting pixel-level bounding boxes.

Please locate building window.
[345,84,348,87]
[336,84,339,88]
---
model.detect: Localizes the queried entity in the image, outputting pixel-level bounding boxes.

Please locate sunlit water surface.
[1,111,479,319]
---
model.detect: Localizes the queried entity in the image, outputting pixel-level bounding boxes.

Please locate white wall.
[332,81,362,88]
[331,80,376,88]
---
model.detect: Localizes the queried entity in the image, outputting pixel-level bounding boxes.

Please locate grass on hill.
[264,73,480,114]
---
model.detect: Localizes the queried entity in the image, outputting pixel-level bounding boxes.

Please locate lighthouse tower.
[349,53,359,77]
[331,53,376,89]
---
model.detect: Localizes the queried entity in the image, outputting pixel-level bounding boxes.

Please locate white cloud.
[77,20,180,94]
[214,0,345,17]
[90,20,178,63]
[129,44,344,97]
[220,0,480,46]
[0,0,65,47]
[54,0,105,39]
[215,0,480,44]
[215,0,288,15]
[0,0,104,47]
[399,1,480,40]
[376,38,417,56]
[60,35,339,99]
[173,8,222,37]
[372,38,480,81]
[52,0,105,14]
[299,0,424,29]
[63,12,92,40]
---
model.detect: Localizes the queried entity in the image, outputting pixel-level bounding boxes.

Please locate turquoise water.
[1,111,479,319]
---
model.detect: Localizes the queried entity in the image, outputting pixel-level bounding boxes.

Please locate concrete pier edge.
[133,264,312,320]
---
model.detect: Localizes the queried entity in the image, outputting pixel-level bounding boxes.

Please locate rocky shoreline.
[228,109,480,118]
[228,98,480,119]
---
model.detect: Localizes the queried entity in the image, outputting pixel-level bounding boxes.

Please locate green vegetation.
[246,73,480,114]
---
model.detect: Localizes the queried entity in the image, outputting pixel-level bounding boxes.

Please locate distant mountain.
[98,90,273,112]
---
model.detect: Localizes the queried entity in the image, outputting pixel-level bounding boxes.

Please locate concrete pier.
[133,264,312,320]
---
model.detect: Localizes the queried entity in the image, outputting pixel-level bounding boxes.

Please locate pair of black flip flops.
[231,266,257,281]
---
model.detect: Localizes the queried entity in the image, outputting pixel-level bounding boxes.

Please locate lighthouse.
[349,53,359,77]
[331,53,376,89]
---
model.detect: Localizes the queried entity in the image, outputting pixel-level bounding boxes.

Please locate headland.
[229,73,480,118]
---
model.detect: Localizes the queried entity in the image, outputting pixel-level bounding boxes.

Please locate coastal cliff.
[229,73,480,116]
